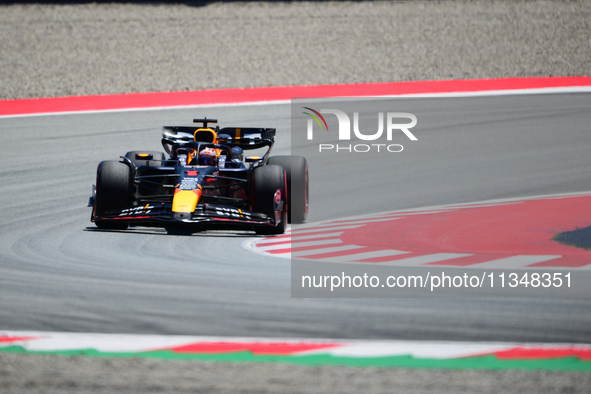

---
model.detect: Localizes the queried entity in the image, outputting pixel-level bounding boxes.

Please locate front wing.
[91,201,279,230]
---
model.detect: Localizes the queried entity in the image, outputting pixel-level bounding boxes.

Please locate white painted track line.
[471,255,562,268]
[290,239,343,248]
[379,210,454,217]
[260,239,342,251]
[290,225,364,234]
[315,217,400,226]
[321,249,411,263]
[380,253,473,266]
[290,232,344,242]
[256,233,345,247]
[293,245,366,258]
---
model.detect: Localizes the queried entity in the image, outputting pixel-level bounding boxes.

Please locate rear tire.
[125,150,166,167]
[94,160,132,230]
[252,164,287,235]
[267,155,308,223]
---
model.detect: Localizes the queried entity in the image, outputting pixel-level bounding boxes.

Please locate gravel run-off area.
[1,352,591,394]
[0,1,590,99]
[1,1,590,393]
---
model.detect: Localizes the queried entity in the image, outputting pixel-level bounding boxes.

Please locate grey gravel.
[0,1,590,100]
[1,1,590,393]
[1,352,590,394]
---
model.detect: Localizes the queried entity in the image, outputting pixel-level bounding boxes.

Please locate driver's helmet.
[199,147,219,165]
[193,128,221,165]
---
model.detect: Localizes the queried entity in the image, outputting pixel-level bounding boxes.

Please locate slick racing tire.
[125,150,166,167]
[252,164,287,235]
[267,155,308,223]
[94,160,132,230]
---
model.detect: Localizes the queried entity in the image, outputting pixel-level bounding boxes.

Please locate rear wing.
[217,127,275,147]
[161,127,195,144]
[162,126,276,150]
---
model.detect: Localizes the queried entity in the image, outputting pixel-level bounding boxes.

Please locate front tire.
[94,160,132,230]
[267,155,308,223]
[252,164,287,235]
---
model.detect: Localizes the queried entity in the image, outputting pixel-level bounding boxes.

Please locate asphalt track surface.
[1,92,591,343]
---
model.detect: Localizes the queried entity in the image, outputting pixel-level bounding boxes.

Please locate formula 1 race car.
[88,118,308,235]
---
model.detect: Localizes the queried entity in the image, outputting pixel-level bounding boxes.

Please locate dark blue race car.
[89,118,308,235]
